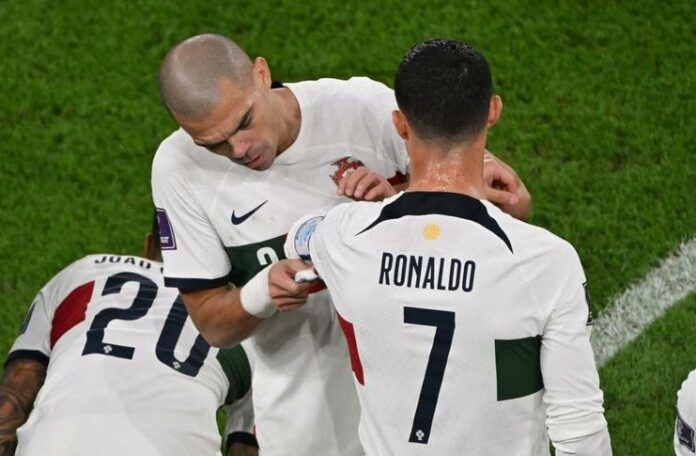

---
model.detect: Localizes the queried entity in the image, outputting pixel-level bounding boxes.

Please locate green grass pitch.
[1,1,694,453]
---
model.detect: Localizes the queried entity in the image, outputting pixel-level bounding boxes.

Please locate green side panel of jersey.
[216,344,252,405]
[225,235,287,286]
[494,335,544,401]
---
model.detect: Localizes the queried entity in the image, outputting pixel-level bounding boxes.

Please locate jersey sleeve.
[305,204,358,317]
[151,159,232,293]
[537,243,610,451]
[5,258,89,367]
[676,370,696,455]
[6,290,53,368]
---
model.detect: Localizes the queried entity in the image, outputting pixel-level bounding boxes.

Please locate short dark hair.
[394,39,492,143]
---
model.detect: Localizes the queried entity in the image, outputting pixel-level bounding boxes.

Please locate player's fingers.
[484,186,519,207]
[364,182,394,201]
[340,167,368,197]
[274,295,309,311]
[277,301,307,312]
[270,278,314,298]
[282,258,312,273]
[353,172,384,199]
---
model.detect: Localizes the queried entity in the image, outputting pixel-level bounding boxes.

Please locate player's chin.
[246,149,275,171]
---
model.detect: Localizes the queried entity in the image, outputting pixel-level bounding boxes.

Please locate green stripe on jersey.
[495,335,544,401]
[216,344,252,405]
[225,235,287,286]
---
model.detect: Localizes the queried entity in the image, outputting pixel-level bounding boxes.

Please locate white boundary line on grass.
[592,237,696,366]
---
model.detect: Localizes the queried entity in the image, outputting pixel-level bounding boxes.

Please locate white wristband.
[240,265,277,318]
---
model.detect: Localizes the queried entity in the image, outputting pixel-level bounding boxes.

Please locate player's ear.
[392,110,410,140]
[253,57,272,91]
[487,95,503,128]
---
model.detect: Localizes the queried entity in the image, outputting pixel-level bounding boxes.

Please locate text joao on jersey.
[378,252,475,292]
[94,255,162,273]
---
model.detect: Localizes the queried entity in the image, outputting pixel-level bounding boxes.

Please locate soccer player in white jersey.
[0,217,257,456]
[281,39,612,455]
[151,33,532,455]
[676,369,696,454]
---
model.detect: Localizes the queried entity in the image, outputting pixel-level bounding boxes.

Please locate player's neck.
[273,87,302,155]
[406,136,486,200]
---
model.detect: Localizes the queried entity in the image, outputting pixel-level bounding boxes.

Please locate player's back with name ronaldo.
[285,39,611,456]
[7,253,252,456]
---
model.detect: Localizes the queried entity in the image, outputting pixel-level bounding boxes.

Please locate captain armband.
[285,216,324,261]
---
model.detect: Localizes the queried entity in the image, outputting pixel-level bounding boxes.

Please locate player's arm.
[540,247,611,455]
[0,280,57,456]
[181,287,264,348]
[0,359,46,455]
[182,260,316,347]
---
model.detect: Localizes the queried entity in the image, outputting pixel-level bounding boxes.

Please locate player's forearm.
[0,359,47,455]
[554,427,612,456]
[182,287,264,347]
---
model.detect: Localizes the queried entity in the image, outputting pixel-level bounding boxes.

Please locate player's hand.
[337,166,397,202]
[268,259,316,312]
[483,150,532,220]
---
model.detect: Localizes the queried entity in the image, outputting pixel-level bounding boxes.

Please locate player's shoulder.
[152,128,230,185]
[678,369,696,405]
[485,202,581,269]
[66,253,163,279]
[38,254,160,295]
[322,193,398,237]
[288,76,394,110]
[153,128,195,171]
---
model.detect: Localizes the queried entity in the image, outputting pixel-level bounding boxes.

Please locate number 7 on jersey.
[404,307,455,445]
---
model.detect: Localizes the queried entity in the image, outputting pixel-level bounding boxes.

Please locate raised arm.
[0,359,46,455]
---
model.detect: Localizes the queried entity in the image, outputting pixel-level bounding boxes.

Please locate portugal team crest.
[330,157,365,185]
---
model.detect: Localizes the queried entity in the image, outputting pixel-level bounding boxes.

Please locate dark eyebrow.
[194,107,253,148]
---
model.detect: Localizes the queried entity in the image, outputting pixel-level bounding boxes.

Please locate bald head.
[158,34,253,120]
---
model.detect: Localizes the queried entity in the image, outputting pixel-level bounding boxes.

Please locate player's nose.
[228,138,252,159]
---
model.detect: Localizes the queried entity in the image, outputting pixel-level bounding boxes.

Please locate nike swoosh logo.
[231,200,269,225]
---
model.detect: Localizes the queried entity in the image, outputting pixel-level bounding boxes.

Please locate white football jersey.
[8,254,253,456]
[151,77,409,456]
[676,369,696,455]
[302,191,608,456]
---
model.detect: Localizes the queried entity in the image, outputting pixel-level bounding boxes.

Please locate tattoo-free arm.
[181,286,264,348]
[0,359,47,455]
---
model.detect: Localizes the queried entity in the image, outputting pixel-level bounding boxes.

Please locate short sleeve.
[152,164,232,293]
[6,291,53,368]
[4,258,85,367]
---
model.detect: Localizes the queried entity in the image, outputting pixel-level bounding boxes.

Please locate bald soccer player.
[151,33,531,455]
